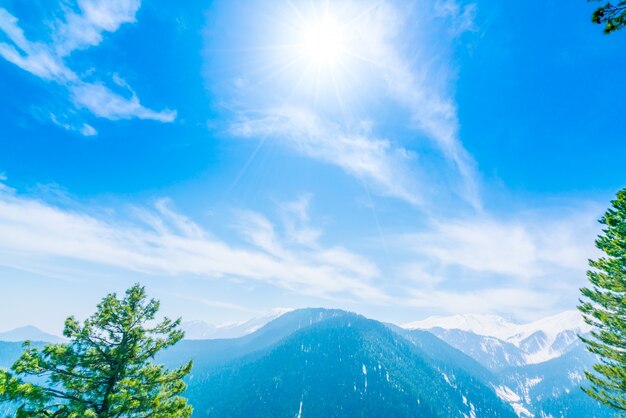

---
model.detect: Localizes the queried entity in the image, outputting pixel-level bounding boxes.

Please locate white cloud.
[232,106,421,205]
[80,123,98,136]
[70,82,176,122]
[402,287,559,321]
[0,188,386,303]
[218,0,481,208]
[278,195,322,247]
[0,2,174,124]
[355,0,481,208]
[50,113,98,137]
[53,0,141,56]
[0,9,75,82]
[399,207,600,281]
[380,202,603,319]
[434,1,478,35]
[0,181,605,319]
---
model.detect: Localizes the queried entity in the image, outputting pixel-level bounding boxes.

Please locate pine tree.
[578,187,626,411]
[0,284,193,417]
[590,1,626,33]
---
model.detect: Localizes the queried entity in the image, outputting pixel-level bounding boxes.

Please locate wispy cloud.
[52,0,142,56]
[50,113,98,137]
[0,187,385,303]
[70,82,176,122]
[357,0,481,207]
[388,205,602,319]
[402,287,559,321]
[0,1,175,129]
[278,195,322,247]
[0,178,604,319]
[399,209,599,280]
[216,0,481,208]
[434,0,478,35]
[231,106,421,205]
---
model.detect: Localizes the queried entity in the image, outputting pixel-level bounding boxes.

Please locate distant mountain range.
[181,308,293,340]
[0,325,63,343]
[403,311,591,368]
[0,309,611,417]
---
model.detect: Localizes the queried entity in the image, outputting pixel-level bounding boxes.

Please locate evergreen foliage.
[578,187,626,411]
[187,314,515,417]
[590,1,626,33]
[0,284,192,417]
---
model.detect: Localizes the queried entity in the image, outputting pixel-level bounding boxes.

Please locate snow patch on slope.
[495,386,533,417]
[403,310,590,365]
[404,314,518,340]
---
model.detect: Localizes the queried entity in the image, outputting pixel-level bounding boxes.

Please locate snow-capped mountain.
[182,307,293,340]
[426,328,527,370]
[494,344,609,417]
[404,313,520,340]
[403,311,591,367]
[402,311,607,417]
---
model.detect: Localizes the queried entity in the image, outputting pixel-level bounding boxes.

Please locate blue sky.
[0,0,624,333]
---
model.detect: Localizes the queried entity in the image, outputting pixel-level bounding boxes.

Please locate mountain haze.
[0,326,63,343]
[184,312,515,417]
[0,308,612,417]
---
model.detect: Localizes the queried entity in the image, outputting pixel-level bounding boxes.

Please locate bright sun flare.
[298,17,346,68]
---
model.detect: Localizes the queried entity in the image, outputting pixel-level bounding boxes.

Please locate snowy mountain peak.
[402,313,519,340]
[403,311,587,341]
[507,310,589,346]
[403,310,591,365]
[182,307,294,340]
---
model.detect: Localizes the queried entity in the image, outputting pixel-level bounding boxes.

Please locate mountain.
[0,309,612,417]
[0,341,45,417]
[402,311,613,417]
[421,328,526,372]
[183,312,516,417]
[159,308,349,371]
[0,326,63,343]
[404,314,519,340]
[0,341,39,368]
[181,308,293,340]
[496,344,611,417]
[403,311,591,367]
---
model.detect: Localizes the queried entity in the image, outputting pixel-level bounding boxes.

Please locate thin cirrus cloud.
[219,0,481,208]
[231,106,422,206]
[0,1,175,133]
[400,212,600,280]
[0,186,386,304]
[434,0,478,35]
[388,207,600,319]
[52,0,143,57]
[0,178,603,318]
[403,287,560,321]
[361,0,481,208]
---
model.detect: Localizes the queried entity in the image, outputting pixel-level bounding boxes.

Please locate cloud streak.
[0,188,385,303]
[357,0,481,207]
[400,210,599,280]
[0,178,604,320]
[0,1,175,128]
[231,106,421,205]
[216,0,481,208]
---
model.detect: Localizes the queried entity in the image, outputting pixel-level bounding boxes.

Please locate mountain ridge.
[403,310,591,365]
[0,326,63,343]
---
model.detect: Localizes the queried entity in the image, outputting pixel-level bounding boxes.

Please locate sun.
[298,16,346,69]
[254,2,368,109]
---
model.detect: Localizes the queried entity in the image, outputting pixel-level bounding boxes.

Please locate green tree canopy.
[0,284,192,417]
[590,1,626,33]
[578,187,626,411]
